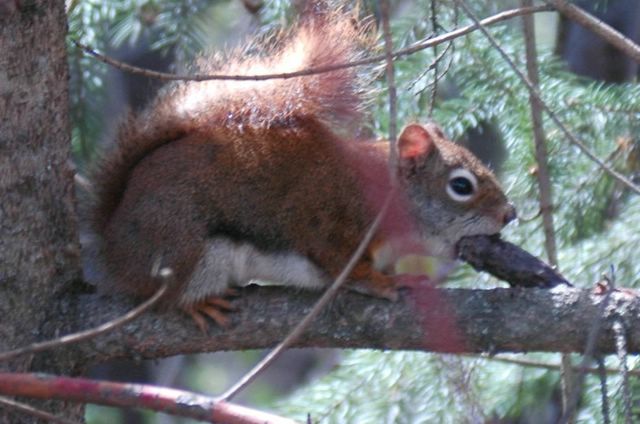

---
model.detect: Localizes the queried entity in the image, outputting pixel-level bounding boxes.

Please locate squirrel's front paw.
[347,272,399,301]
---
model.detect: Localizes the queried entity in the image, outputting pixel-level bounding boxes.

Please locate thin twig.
[613,320,633,424]
[521,0,557,267]
[559,274,615,424]
[0,396,79,424]
[453,0,640,196]
[407,40,453,92]
[215,0,402,402]
[463,353,640,377]
[316,368,380,423]
[0,373,295,424]
[0,283,168,362]
[437,356,486,421]
[72,5,552,83]
[521,2,573,420]
[597,357,611,424]
[428,0,440,117]
[546,0,640,65]
[217,191,395,402]
[381,0,398,147]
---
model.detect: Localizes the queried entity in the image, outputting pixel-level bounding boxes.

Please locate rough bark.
[0,1,82,421]
[44,284,640,367]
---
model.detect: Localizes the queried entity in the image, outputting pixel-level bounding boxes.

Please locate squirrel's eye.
[446,168,478,202]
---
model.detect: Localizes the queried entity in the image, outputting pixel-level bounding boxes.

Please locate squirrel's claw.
[182,290,238,333]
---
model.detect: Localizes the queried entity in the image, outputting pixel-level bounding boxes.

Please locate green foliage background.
[70,0,640,422]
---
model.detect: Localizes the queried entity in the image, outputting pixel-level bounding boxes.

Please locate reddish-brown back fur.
[88,7,372,236]
[103,114,400,298]
[86,8,381,298]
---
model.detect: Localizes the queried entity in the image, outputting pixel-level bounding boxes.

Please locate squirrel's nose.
[503,203,517,225]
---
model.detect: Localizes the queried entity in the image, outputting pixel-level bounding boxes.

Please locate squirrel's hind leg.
[181,290,239,332]
[179,237,329,331]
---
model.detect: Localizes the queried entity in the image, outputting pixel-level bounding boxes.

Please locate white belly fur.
[180,237,329,305]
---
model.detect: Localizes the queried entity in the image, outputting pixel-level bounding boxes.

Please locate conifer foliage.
[68,1,640,422]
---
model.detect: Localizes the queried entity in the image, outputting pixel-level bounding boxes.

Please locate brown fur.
[86,8,385,300]
[103,116,391,298]
[88,7,373,238]
[85,8,514,308]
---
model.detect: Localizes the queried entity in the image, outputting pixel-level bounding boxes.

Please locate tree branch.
[0,396,78,424]
[453,0,640,195]
[0,282,167,362]
[72,5,552,83]
[0,373,295,424]
[546,0,640,65]
[521,3,576,419]
[44,284,640,368]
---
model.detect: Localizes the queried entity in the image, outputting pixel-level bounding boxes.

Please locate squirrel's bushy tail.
[168,7,375,132]
[85,7,375,240]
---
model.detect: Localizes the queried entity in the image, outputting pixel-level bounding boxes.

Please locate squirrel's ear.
[398,124,435,160]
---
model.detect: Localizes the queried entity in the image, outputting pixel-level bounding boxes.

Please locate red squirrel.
[84,8,516,330]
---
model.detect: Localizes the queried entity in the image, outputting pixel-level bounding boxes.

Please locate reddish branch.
[0,373,295,424]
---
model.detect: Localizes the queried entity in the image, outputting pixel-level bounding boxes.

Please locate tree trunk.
[0,1,82,421]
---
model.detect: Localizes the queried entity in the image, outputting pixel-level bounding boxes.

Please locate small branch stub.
[457,235,570,288]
